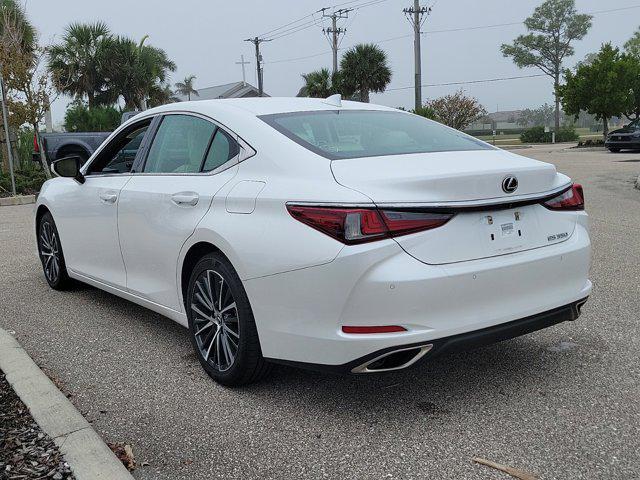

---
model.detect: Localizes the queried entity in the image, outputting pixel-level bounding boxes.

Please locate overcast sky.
[23,0,640,125]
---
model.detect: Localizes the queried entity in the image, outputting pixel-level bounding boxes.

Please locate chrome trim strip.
[286,183,572,210]
[351,344,433,374]
[376,183,572,208]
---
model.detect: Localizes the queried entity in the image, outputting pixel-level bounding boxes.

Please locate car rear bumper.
[267,297,589,374]
[244,215,591,367]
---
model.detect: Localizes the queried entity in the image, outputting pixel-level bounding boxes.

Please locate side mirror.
[51,155,85,184]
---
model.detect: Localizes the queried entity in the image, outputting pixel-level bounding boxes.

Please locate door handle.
[99,192,118,204]
[171,192,199,206]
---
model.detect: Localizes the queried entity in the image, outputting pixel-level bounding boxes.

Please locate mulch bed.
[0,371,75,480]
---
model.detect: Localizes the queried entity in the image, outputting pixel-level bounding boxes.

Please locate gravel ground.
[0,145,638,479]
[0,372,75,480]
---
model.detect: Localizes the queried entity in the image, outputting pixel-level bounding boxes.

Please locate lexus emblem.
[502,176,518,194]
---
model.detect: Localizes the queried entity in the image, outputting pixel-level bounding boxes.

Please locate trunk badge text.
[502,176,519,194]
[548,232,569,242]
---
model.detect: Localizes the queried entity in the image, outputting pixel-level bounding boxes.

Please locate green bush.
[520,125,579,143]
[0,165,48,196]
[64,104,121,132]
[411,106,437,120]
[16,128,36,168]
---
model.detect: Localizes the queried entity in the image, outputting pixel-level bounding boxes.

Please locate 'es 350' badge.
[548,232,569,242]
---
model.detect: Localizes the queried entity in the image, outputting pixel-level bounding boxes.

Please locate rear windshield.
[259,110,493,160]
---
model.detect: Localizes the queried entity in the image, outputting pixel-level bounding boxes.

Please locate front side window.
[260,110,493,160]
[143,115,216,173]
[87,122,150,174]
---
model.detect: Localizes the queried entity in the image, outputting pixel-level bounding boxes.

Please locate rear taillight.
[287,205,453,244]
[33,134,39,152]
[543,184,584,211]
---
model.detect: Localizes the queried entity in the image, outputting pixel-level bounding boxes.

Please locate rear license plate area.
[483,209,528,253]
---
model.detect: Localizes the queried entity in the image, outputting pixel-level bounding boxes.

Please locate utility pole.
[403,1,431,110]
[0,66,16,196]
[321,8,351,74]
[235,55,250,85]
[245,37,271,96]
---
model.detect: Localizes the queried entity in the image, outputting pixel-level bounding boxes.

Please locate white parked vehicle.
[35,97,591,385]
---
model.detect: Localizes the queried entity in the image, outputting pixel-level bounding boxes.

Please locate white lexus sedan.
[35,97,591,386]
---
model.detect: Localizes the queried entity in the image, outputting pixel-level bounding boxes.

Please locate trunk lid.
[331,149,576,264]
[330,149,564,204]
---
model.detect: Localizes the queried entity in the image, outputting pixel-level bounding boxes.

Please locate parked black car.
[605,119,640,152]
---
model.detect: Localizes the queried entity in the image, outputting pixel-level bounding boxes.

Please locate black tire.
[186,252,271,386]
[37,212,72,290]
[608,148,621,153]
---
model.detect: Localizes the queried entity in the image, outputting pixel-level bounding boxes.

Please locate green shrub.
[557,126,579,142]
[520,125,579,143]
[0,166,48,196]
[411,106,437,120]
[64,104,121,132]
[16,128,36,168]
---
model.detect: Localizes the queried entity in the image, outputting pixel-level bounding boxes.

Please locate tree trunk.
[34,127,51,179]
[361,89,370,103]
[554,75,560,134]
[602,117,609,139]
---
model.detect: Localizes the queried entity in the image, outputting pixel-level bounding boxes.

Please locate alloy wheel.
[40,221,61,283]
[191,269,240,372]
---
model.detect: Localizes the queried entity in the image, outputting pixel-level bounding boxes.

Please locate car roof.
[144,97,397,117]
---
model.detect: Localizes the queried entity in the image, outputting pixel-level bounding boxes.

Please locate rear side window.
[143,115,216,173]
[259,110,493,160]
[202,129,239,172]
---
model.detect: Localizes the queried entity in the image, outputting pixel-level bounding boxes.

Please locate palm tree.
[148,83,180,107]
[48,22,111,107]
[340,43,392,103]
[102,35,176,110]
[175,75,199,101]
[298,68,342,98]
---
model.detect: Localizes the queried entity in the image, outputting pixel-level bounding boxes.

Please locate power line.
[385,73,546,92]
[257,0,390,41]
[265,51,331,65]
[422,4,640,35]
[263,3,640,64]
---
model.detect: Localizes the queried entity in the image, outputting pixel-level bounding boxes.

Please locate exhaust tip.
[570,297,589,321]
[351,344,433,374]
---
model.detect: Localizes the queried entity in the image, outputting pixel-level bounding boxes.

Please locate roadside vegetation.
[1,0,640,197]
[0,0,185,195]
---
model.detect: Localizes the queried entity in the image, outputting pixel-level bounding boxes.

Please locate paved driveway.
[1,145,639,479]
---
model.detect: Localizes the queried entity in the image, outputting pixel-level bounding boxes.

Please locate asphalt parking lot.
[1,144,639,479]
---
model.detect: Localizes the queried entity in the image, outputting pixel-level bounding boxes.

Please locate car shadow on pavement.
[243,340,569,419]
[66,281,585,419]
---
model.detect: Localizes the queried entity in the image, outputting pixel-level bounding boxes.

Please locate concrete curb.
[500,145,532,150]
[0,194,36,206]
[0,328,134,480]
